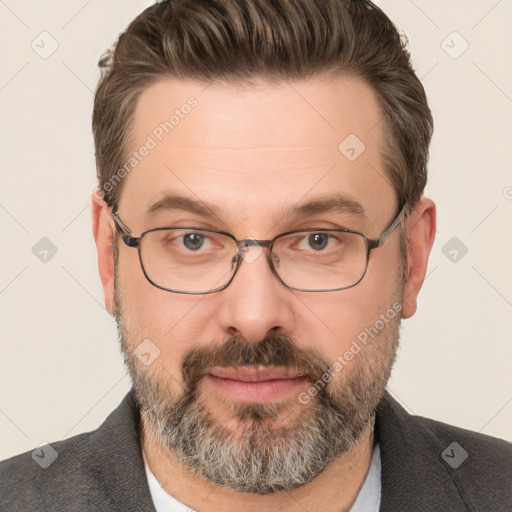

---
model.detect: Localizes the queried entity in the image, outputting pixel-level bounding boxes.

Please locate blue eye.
[307,233,330,251]
[183,233,205,250]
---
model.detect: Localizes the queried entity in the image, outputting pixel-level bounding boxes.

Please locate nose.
[216,244,295,343]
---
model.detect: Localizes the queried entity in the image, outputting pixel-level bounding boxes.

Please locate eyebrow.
[146,192,365,220]
[147,194,213,217]
[288,192,365,218]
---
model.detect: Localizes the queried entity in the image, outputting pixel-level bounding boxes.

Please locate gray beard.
[134,366,381,494]
[118,330,398,494]
[114,269,401,494]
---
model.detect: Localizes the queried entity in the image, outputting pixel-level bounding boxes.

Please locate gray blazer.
[1,389,511,511]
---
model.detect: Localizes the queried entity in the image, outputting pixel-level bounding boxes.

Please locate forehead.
[119,74,396,229]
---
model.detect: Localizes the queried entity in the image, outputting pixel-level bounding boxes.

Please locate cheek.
[295,294,380,365]
[295,255,401,365]
[118,248,184,332]
[117,262,221,381]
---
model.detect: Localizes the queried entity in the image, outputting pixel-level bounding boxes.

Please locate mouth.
[205,366,309,403]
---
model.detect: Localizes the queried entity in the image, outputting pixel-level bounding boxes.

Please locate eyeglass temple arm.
[111,212,140,247]
[368,205,407,250]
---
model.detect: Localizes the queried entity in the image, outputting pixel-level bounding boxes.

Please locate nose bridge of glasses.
[237,238,273,265]
[238,238,272,248]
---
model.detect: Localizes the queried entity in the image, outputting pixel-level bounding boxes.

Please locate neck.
[140,413,376,512]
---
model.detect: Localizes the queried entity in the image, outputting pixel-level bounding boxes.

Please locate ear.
[91,192,116,315]
[401,197,436,319]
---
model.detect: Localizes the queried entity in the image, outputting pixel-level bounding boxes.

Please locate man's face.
[112,74,404,493]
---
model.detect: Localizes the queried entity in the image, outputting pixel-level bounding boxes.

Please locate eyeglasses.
[111,205,406,294]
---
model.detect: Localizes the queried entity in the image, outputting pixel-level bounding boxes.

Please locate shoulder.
[0,390,153,512]
[416,414,512,509]
[414,412,512,482]
[0,431,94,509]
[377,391,512,511]
[417,412,512,461]
[379,390,512,467]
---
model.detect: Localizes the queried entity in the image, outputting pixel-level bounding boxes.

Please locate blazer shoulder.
[413,413,512,510]
[377,392,512,511]
[0,430,94,507]
[415,413,512,464]
[0,391,151,512]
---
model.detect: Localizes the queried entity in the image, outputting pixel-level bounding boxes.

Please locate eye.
[156,229,230,254]
[281,231,350,261]
[307,233,331,251]
[182,232,205,251]
[292,232,338,252]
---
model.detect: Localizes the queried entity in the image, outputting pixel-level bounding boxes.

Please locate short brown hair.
[92,0,433,215]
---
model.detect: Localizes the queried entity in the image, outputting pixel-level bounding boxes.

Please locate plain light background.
[0,0,511,460]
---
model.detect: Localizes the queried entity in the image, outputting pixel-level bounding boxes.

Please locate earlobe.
[401,197,436,319]
[91,193,116,315]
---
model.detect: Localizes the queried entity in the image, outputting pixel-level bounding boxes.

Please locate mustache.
[180,335,332,394]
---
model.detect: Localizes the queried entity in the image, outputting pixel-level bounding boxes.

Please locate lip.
[206,366,308,403]
[209,366,306,382]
